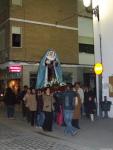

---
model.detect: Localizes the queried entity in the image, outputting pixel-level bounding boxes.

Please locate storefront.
[0,65,22,93]
[0,62,96,91]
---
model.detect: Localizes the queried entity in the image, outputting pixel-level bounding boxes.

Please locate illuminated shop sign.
[8,65,22,73]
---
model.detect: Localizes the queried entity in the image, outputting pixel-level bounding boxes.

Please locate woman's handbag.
[56,105,63,126]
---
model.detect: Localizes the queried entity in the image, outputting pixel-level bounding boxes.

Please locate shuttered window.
[12,0,22,6]
[79,43,94,54]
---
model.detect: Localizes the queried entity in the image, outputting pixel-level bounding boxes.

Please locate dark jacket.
[87,90,96,114]
[36,95,43,112]
[100,101,111,111]
[53,93,63,112]
[4,88,16,106]
[55,90,77,110]
[18,90,26,101]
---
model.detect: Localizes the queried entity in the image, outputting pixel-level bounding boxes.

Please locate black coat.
[36,95,43,112]
[87,100,96,114]
[4,88,16,106]
[87,91,96,114]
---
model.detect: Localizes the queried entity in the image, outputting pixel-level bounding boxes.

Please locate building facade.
[0,0,94,90]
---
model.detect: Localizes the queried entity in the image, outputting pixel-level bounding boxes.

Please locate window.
[79,43,94,54]
[12,0,22,6]
[30,73,37,88]
[12,26,22,48]
[63,72,72,84]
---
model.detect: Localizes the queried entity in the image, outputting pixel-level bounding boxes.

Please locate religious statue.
[36,49,63,89]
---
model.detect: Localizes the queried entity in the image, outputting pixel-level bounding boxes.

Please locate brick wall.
[0,0,9,23]
[9,0,79,64]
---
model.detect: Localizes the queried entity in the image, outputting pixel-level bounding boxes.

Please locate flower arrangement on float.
[45,79,66,88]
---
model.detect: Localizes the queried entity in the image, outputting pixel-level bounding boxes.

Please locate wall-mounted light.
[83,0,99,21]
[83,0,91,7]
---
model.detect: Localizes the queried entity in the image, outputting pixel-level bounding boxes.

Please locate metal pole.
[96,75,100,116]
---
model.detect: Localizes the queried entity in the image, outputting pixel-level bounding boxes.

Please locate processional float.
[36,49,65,89]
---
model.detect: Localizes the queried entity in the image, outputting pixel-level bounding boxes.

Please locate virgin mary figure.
[36,49,63,89]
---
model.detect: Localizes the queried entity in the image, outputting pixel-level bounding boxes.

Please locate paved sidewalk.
[37,117,113,150]
[0,111,113,150]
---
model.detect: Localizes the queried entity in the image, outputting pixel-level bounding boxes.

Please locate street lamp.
[94,63,103,75]
[83,0,91,7]
[83,0,102,116]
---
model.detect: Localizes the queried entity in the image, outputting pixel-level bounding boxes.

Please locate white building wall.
[79,53,94,65]
[93,0,113,117]
[78,17,94,85]
[22,64,38,87]
[78,17,94,65]
[78,17,93,38]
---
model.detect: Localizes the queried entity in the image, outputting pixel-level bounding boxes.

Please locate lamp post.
[83,0,99,21]
[83,0,102,116]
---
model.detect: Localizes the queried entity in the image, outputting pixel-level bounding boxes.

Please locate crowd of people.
[3,82,97,136]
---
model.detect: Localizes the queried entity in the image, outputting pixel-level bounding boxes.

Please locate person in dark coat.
[36,90,45,128]
[84,86,90,118]
[87,89,96,121]
[100,96,112,118]
[4,87,16,119]
[18,85,28,118]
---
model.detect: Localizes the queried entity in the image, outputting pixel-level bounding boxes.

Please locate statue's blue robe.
[36,49,63,89]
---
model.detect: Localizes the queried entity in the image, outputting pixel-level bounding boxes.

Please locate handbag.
[56,105,63,126]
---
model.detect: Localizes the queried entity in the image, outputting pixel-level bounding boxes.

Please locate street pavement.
[0,109,113,150]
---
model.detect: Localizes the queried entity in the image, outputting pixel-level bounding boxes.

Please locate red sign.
[8,65,22,73]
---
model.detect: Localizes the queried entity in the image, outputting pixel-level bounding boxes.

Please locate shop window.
[12,0,22,6]
[30,73,37,89]
[63,72,72,84]
[12,26,22,48]
[8,79,20,94]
